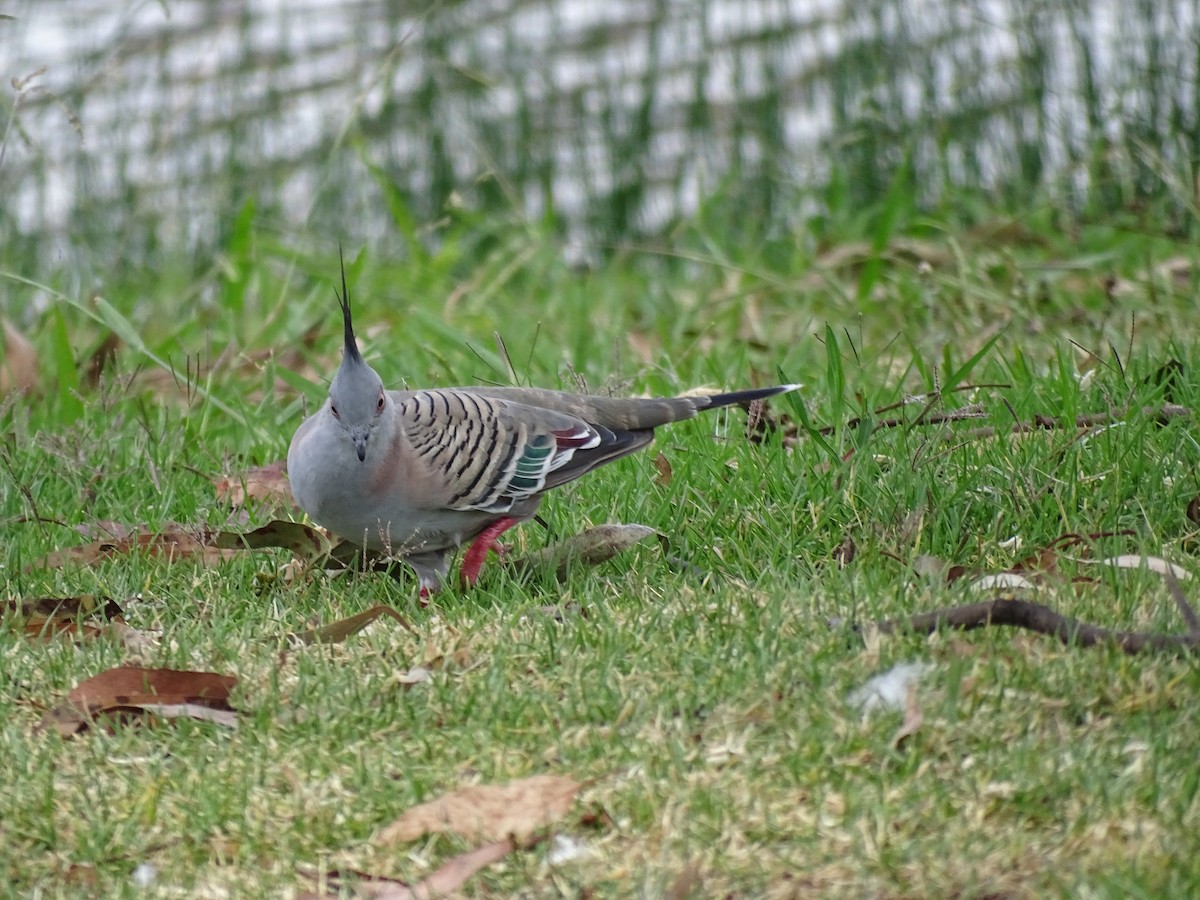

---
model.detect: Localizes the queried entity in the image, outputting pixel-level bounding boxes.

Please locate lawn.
[3,206,1200,897]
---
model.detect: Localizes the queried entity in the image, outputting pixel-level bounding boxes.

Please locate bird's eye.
[376,392,385,413]
[330,404,340,419]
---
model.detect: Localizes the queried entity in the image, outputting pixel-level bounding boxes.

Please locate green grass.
[3,202,1200,898]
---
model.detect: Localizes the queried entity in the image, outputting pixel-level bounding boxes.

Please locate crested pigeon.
[287,272,799,596]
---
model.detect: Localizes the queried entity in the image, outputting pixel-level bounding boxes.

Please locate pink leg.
[459,516,521,588]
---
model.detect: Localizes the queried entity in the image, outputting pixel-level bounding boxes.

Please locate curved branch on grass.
[874,596,1200,655]
[818,384,1011,436]
[942,403,1191,443]
[814,402,1191,444]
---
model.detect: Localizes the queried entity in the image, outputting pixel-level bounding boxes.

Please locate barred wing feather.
[400,389,625,514]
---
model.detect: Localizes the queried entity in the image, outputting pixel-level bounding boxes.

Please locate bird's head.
[327,255,390,462]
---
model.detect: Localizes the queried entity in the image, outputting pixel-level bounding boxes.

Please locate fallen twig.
[510,524,661,580]
[1163,569,1200,636]
[817,384,1010,436]
[943,403,1190,443]
[868,403,989,432]
[875,597,1200,655]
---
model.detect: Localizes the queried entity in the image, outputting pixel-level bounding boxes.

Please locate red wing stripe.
[552,425,600,449]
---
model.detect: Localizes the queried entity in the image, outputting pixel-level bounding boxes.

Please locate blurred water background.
[1,0,1197,271]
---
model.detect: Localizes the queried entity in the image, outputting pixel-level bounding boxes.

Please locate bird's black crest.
[337,244,363,363]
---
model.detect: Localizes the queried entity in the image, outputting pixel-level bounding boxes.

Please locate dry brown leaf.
[302,840,519,900]
[1,595,124,641]
[912,553,954,580]
[653,452,673,486]
[666,861,704,900]
[377,774,581,844]
[31,530,239,570]
[377,839,517,899]
[832,534,856,568]
[289,604,417,646]
[30,520,331,570]
[83,332,121,387]
[214,461,294,509]
[964,217,1049,247]
[296,868,409,899]
[1188,495,1200,527]
[0,317,38,396]
[212,520,331,558]
[63,863,98,890]
[38,665,238,737]
[811,237,954,275]
[1010,544,1064,577]
[890,683,924,749]
[511,524,660,580]
[1098,555,1192,580]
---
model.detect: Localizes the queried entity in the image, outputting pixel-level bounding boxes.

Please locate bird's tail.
[697,383,801,411]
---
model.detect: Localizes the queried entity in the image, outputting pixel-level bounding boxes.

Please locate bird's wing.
[396,388,652,514]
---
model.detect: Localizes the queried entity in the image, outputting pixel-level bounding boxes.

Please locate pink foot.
[460,516,521,588]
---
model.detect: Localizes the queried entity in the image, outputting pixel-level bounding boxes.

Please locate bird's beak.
[347,426,369,461]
